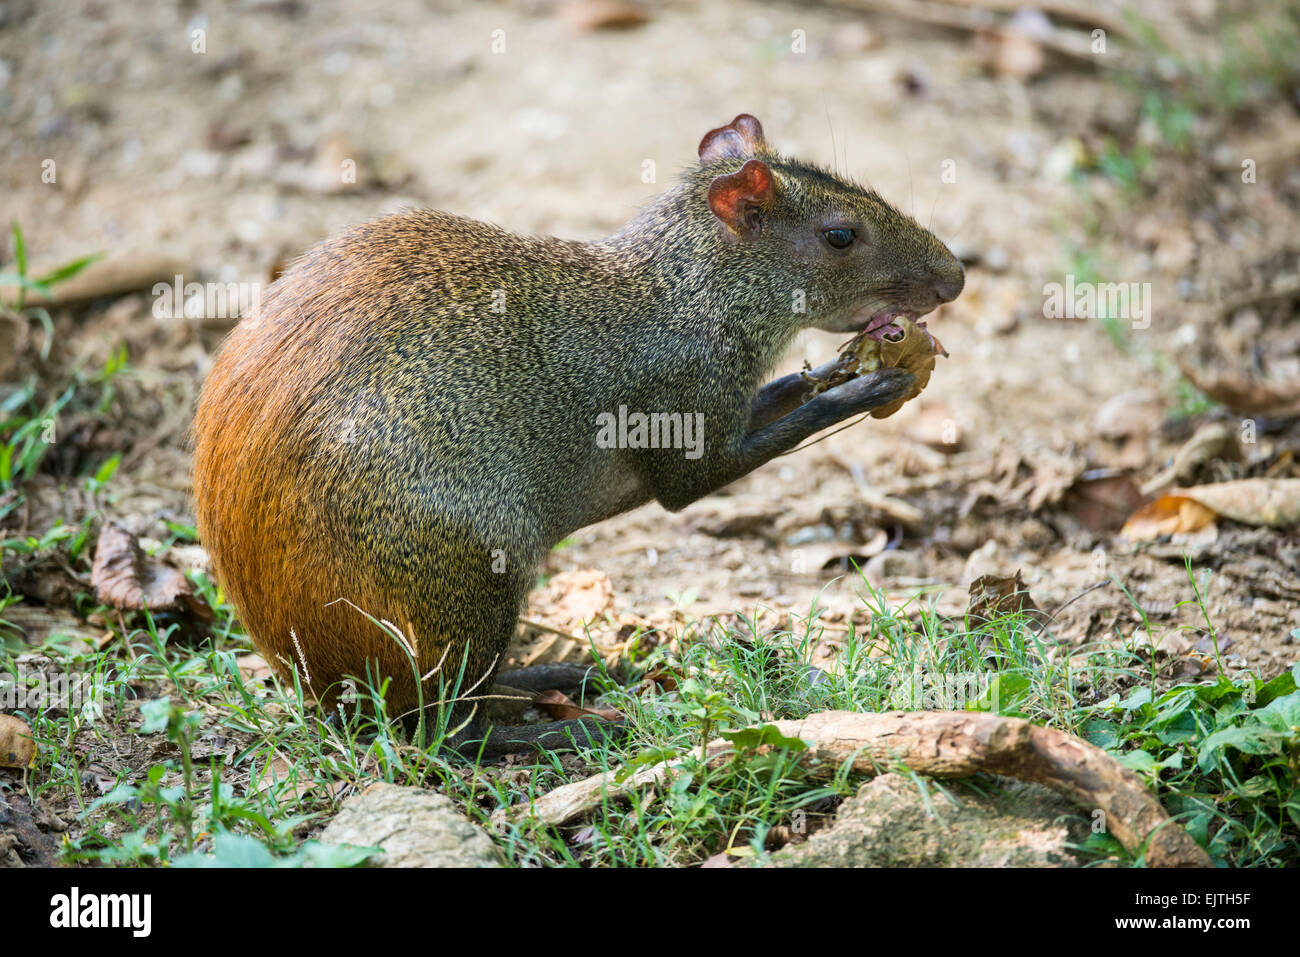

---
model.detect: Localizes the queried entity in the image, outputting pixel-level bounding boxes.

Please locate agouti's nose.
[933,268,964,304]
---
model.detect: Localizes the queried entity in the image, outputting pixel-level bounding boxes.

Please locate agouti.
[192,114,964,754]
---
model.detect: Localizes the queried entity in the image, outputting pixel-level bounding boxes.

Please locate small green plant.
[674,675,741,760]
[666,587,700,612]
[0,224,116,511]
[1123,6,1300,129]
[139,697,201,851]
[1169,374,1218,421]
[1095,138,1152,194]
[0,221,101,352]
[1087,666,1300,863]
[169,832,376,868]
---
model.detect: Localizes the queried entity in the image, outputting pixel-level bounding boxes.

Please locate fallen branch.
[2,249,189,307]
[1214,273,1300,319]
[942,0,1134,38]
[498,710,1210,867]
[828,0,1133,68]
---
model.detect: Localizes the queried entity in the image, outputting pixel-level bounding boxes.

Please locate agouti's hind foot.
[449,715,629,759]
[494,662,608,696]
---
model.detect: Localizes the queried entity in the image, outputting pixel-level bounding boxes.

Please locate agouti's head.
[693,114,964,337]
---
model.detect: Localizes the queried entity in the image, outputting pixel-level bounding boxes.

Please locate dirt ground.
[3,0,1299,685]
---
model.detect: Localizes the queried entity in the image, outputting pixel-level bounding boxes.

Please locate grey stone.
[319,782,505,868]
[766,773,1092,867]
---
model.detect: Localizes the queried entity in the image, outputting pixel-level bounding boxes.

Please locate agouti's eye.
[824,228,855,249]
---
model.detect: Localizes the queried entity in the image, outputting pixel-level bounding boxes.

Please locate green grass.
[2,548,1296,868]
[1125,4,1300,122]
[1079,7,1300,194]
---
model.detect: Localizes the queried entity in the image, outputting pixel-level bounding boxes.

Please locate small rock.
[765,773,1089,867]
[319,783,504,868]
[960,539,1003,587]
[991,30,1045,82]
[865,549,921,583]
[831,21,879,55]
[1093,390,1163,440]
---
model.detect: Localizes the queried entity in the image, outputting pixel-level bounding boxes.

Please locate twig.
[1044,578,1111,622]
[517,617,581,642]
[826,0,1133,68]
[1216,274,1300,318]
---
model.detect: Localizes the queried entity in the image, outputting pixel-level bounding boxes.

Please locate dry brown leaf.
[966,571,1048,632]
[1178,478,1300,526]
[533,689,623,723]
[0,249,188,308]
[1141,423,1239,497]
[82,763,118,795]
[1123,478,1300,540]
[1064,470,1147,533]
[237,653,272,681]
[639,664,680,694]
[0,604,103,652]
[1121,494,1219,541]
[1181,361,1300,417]
[527,569,614,634]
[805,317,946,421]
[0,714,37,768]
[251,755,318,800]
[91,525,212,618]
[792,535,888,575]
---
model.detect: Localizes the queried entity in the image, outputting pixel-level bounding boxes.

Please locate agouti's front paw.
[820,366,917,417]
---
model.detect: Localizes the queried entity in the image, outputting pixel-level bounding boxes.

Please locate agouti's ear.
[698,114,766,164]
[708,159,774,237]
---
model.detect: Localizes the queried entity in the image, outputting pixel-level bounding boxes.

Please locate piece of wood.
[498,710,1210,867]
[829,0,1132,69]
[1215,273,1300,318]
[2,249,188,307]
[943,0,1133,38]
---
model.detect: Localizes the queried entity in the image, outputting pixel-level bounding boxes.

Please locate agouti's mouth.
[855,309,947,355]
[859,310,914,340]
[824,302,944,346]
